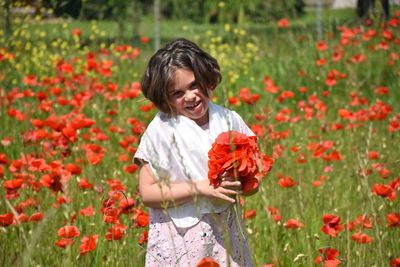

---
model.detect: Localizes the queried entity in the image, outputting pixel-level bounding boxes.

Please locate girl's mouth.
[186,101,201,110]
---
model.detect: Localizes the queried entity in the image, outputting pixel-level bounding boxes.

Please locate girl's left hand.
[219,171,242,193]
[219,172,260,196]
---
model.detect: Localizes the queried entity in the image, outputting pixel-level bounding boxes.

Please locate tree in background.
[2,0,306,44]
[46,0,144,42]
[357,0,390,20]
[159,0,305,24]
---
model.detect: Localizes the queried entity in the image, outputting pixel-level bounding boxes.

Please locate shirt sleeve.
[231,111,255,137]
[133,123,170,181]
[134,131,152,164]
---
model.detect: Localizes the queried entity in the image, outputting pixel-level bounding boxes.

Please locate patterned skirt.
[144,206,254,267]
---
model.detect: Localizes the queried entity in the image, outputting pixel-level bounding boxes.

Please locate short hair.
[140,38,222,114]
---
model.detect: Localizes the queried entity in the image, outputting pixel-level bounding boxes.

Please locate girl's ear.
[210,84,216,91]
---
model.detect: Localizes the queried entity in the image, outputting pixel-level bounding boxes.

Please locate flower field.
[0,8,400,267]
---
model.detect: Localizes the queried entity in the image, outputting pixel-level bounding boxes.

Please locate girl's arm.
[138,163,242,208]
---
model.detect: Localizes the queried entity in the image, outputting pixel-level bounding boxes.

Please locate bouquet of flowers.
[208,131,273,193]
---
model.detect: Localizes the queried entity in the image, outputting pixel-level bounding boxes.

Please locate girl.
[134,38,257,267]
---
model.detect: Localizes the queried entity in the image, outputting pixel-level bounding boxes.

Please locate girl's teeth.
[187,102,199,108]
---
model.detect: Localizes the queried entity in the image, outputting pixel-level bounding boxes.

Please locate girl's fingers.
[220,194,236,203]
[221,180,242,188]
[221,188,238,195]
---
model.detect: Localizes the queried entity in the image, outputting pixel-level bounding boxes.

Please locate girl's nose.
[184,90,195,101]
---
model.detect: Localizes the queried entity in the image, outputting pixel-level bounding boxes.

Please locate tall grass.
[0,6,399,267]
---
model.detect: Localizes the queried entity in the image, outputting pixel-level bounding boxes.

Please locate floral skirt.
[144,206,254,267]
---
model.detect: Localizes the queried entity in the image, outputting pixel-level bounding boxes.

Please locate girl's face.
[168,68,210,125]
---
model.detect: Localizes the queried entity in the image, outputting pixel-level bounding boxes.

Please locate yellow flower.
[224,24,231,32]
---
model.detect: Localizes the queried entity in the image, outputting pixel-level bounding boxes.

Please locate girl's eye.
[190,83,197,89]
[172,91,183,97]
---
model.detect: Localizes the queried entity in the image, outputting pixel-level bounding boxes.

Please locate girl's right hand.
[194,179,242,204]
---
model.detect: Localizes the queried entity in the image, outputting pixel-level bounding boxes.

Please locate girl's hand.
[220,171,259,197]
[194,179,242,204]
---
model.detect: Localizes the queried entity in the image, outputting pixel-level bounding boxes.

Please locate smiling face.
[168,68,210,126]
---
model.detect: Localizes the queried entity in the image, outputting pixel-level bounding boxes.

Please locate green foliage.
[160,0,305,23]
[39,0,306,23]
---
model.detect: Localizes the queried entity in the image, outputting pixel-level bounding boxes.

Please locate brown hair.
[140,38,222,114]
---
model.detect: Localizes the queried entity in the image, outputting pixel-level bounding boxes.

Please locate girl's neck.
[199,121,210,132]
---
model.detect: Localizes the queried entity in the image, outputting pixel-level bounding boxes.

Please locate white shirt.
[134,102,254,228]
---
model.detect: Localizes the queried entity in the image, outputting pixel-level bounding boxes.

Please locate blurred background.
[2,0,400,48]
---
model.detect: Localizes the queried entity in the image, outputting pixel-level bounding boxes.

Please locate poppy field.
[1,8,400,267]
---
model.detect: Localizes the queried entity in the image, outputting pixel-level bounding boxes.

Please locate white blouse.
[134,102,254,228]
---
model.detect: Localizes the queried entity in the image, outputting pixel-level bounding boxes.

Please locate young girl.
[134,38,257,267]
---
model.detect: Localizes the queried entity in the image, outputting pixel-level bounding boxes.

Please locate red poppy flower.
[368,151,379,160]
[23,74,37,86]
[4,179,24,190]
[140,36,150,44]
[131,208,149,228]
[103,207,120,224]
[316,40,328,51]
[351,232,373,243]
[277,90,295,103]
[284,219,305,230]
[78,178,94,190]
[29,212,44,222]
[71,28,81,37]
[40,172,63,192]
[390,258,400,267]
[316,58,327,67]
[208,131,273,193]
[105,224,127,241]
[138,230,148,246]
[82,144,106,165]
[386,212,400,228]
[266,206,282,222]
[389,115,400,133]
[389,177,400,190]
[375,86,390,95]
[79,234,99,255]
[353,214,373,229]
[123,164,138,173]
[239,88,260,105]
[128,118,146,135]
[321,214,342,237]
[119,197,135,214]
[0,212,14,227]
[18,213,29,223]
[251,124,265,137]
[58,225,80,238]
[243,209,256,219]
[80,205,95,217]
[295,153,307,164]
[0,153,8,165]
[228,96,239,105]
[315,247,341,267]
[322,151,343,162]
[65,163,81,175]
[371,183,396,201]
[278,176,297,188]
[196,257,220,267]
[55,238,75,248]
[277,18,289,28]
